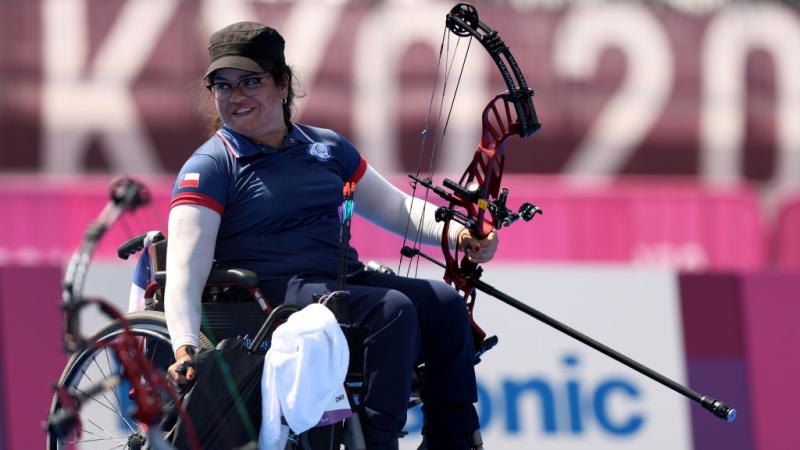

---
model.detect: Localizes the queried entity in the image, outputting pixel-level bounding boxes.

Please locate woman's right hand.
[167,345,197,385]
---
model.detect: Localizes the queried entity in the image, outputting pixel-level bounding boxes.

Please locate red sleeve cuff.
[170,192,224,215]
[349,157,367,184]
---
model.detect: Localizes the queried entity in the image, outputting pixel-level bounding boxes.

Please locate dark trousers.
[261,269,479,449]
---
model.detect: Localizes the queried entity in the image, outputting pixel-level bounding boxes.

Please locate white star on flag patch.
[178,173,200,188]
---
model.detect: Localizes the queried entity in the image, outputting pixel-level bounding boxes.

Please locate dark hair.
[205,63,300,136]
[273,63,297,127]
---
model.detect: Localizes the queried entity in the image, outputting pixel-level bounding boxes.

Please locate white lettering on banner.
[700,3,800,190]
[353,2,487,174]
[554,2,673,180]
[632,242,709,270]
[200,0,258,32]
[280,0,345,120]
[42,0,177,174]
[509,0,735,15]
[34,2,800,185]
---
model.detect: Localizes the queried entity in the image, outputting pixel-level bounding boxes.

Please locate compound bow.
[402,2,736,423]
[46,178,202,450]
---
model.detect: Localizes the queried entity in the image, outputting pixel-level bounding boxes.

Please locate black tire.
[45,311,212,450]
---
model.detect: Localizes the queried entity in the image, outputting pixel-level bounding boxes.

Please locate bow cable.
[398,23,473,278]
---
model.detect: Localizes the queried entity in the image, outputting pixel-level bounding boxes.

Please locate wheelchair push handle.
[117,232,149,260]
[117,230,165,260]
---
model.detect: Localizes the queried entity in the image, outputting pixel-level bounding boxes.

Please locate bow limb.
[446,3,541,139]
[439,94,519,347]
[440,91,541,290]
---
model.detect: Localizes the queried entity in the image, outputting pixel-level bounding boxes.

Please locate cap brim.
[204,55,274,79]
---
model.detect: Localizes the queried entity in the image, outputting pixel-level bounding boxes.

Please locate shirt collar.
[289,123,315,145]
[218,122,313,158]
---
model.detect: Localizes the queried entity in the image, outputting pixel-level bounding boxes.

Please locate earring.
[281,98,288,105]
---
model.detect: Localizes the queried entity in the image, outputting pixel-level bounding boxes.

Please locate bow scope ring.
[447,3,479,37]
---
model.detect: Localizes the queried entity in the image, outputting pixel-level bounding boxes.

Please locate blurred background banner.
[1,0,799,188]
[1,1,799,449]
[0,175,771,268]
[2,0,799,267]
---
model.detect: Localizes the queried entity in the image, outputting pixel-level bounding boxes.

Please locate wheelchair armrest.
[151,268,260,289]
[208,269,259,288]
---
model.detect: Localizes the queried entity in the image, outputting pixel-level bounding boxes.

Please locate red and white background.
[1,1,799,449]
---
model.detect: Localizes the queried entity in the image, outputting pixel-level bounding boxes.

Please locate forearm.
[353,165,465,248]
[164,204,220,354]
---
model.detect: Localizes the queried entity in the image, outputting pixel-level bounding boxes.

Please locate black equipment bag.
[168,340,264,450]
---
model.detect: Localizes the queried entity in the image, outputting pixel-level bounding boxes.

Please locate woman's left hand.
[457,228,499,263]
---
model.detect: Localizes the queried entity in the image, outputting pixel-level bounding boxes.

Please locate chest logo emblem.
[307,142,332,162]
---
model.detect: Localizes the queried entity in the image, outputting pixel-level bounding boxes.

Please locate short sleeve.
[338,134,367,184]
[169,153,228,215]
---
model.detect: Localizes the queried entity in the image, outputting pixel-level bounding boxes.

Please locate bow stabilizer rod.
[402,246,737,423]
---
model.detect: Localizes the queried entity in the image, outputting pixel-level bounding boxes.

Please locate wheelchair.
[47,233,487,450]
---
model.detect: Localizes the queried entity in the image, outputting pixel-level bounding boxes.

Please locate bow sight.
[409,174,541,232]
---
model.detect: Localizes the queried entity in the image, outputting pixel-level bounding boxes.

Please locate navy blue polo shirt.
[170,123,367,280]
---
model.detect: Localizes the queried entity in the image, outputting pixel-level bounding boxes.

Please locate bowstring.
[408,30,456,278]
[412,32,472,279]
[397,26,447,276]
[415,34,472,278]
[398,24,473,279]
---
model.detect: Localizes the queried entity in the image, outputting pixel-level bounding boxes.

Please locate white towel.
[259,303,350,450]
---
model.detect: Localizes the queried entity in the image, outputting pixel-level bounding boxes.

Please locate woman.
[165,21,497,450]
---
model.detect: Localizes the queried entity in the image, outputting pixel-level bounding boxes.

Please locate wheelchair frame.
[141,235,372,450]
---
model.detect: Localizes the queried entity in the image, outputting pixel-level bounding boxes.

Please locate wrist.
[175,345,197,360]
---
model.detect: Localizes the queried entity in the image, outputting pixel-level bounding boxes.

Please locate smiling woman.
[207,70,288,148]
[199,22,297,148]
[164,20,498,450]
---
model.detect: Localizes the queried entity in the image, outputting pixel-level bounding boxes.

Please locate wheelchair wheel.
[46,311,213,450]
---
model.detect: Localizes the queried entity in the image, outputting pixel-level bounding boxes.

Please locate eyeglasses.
[207,75,269,101]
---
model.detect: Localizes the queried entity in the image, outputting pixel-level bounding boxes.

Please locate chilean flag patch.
[178,173,200,188]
